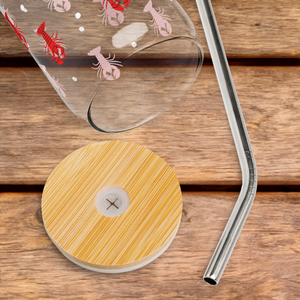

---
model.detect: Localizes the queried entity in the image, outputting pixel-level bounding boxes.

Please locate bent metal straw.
[196,0,258,285]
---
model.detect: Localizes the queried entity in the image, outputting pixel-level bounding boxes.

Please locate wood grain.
[42,141,182,269]
[1,1,299,298]
[1,0,300,58]
[1,66,300,185]
[1,192,300,299]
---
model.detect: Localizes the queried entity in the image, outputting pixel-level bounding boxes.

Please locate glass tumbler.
[0,0,203,132]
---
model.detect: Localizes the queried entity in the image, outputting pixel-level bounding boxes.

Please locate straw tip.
[203,277,218,285]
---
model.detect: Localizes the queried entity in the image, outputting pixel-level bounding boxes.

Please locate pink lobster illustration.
[44,0,71,13]
[40,65,66,97]
[93,0,124,26]
[0,6,29,50]
[88,46,122,81]
[143,0,172,37]
[34,22,66,65]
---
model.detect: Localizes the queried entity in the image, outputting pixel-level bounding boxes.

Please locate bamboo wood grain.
[1,192,300,299]
[1,66,300,185]
[42,141,182,269]
[1,0,300,58]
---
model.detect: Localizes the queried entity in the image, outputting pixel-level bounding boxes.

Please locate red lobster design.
[34,22,66,65]
[3,9,29,50]
[109,0,129,11]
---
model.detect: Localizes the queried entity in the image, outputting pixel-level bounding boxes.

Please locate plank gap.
[3,57,300,68]
[2,185,300,193]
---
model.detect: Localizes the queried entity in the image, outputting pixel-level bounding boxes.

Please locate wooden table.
[1,1,300,299]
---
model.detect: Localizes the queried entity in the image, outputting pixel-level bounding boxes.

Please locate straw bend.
[195,0,258,285]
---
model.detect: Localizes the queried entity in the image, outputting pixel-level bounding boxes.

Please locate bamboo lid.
[42,141,182,272]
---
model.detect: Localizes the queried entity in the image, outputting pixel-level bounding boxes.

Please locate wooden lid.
[42,141,182,272]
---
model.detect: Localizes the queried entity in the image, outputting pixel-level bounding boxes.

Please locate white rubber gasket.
[95,186,130,217]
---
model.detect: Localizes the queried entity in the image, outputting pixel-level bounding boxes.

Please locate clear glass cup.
[0,0,203,132]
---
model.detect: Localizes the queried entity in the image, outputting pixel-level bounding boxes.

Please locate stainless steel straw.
[195,0,258,285]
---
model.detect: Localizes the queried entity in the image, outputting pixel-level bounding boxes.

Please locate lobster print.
[93,0,124,26]
[109,0,129,11]
[40,65,66,97]
[34,22,66,65]
[143,0,172,37]
[0,6,29,50]
[44,0,71,13]
[88,46,122,81]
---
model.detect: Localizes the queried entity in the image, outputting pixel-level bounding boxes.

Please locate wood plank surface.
[1,0,300,58]
[1,0,299,299]
[1,66,300,185]
[1,192,300,299]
